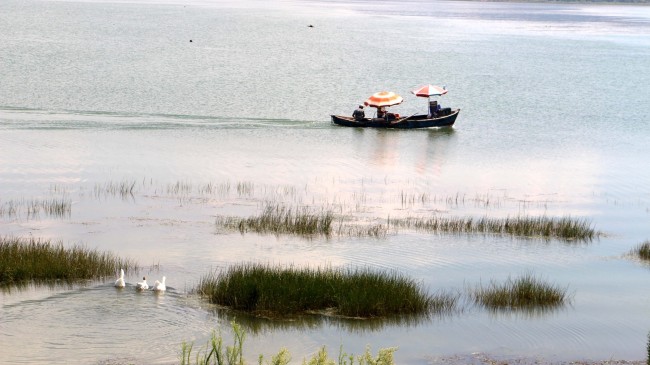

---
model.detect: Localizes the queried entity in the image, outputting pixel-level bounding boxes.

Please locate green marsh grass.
[180,321,396,365]
[93,180,137,199]
[646,331,649,365]
[0,236,137,285]
[217,204,334,236]
[632,240,650,261]
[197,264,456,318]
[216,200,596,240]
[0,197,71,219]
[390,215,597,241]
[334,222,387,238]
[472,273,568,310]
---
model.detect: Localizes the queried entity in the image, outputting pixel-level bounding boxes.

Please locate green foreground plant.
[0,236,137,285]
[180,321,396,365]
[472,273,568,310]
[197,263,456,318]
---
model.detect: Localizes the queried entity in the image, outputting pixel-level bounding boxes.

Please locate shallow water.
[1,0,650,364]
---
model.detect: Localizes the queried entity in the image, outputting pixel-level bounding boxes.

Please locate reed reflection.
[212,306,446,335]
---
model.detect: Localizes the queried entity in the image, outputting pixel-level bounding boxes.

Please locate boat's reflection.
[351,127,457,176]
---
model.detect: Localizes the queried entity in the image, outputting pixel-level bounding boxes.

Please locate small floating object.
[136,276,149,290]
[308,24,314,28]
[114,268,125,288]
[153,276,166,292]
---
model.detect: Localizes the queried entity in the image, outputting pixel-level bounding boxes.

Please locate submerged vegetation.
[472,273,569,310]
[0,236,137,285]
[632,240,650,261]
[390,215,597,241]
[180,321,396,365]
[197,263,456,318]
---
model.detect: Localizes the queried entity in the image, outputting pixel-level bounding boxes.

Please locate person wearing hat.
[352,105,365,121]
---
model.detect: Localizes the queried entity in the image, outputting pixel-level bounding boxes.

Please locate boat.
[332,86,460,129]
[331,108,460,129]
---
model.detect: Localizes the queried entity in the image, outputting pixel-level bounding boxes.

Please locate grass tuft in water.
[472,273,568,310]
[217,204,334,236]
[197,263,454,318]
[647,331,650,365]
[391,215,597,241]
[94,180,137,199]
[0,236,137,285]
[180,321,396,365]
[0,197,72,219]
[632,240,650,261]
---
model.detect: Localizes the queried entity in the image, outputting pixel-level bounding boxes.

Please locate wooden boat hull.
[331,109,460,129]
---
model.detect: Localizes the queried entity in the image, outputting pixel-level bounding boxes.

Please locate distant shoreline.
[459,0,650,5]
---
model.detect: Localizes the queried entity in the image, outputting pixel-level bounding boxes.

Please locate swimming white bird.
[114,269,125,288]
[136,276,149,290]
[153,276,166,292]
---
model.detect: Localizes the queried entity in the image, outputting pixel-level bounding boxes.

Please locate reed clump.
[197,264,453,318]
[632,240,650,261]
[0,236,137,285]
[0,197,71,219]
[93,180,137,199]
[472,273,568,310]
[646,331,649,365]
[217,204,334,236]
[180,321,396,365]
[390,215,597,241]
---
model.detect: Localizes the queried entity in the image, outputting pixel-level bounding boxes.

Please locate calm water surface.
[1,0,650,364]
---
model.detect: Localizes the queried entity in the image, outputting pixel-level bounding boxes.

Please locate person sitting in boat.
[352,105,365,121]
[377,107,386,119]
[428,100,441,118]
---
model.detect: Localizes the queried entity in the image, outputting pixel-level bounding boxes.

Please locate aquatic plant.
[0,236,137,285]
[0,197,71,219]
[632,240,650,261]
[217,204,334,236]
[93,179,137,199]
[647,330,650,365]
[197,263,454,318]
[389,215,597,241]
[179,321,396,365]
[472,273,569,310]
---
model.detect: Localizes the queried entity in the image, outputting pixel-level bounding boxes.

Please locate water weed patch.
[197,263,456,318]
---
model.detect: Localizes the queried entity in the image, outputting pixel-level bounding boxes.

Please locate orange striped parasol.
[411,85,447,98]
[363,91,404,108]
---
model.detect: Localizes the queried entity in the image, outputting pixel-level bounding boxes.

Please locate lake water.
[1,0,650,364]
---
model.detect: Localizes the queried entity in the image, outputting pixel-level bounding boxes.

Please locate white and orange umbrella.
[411,84,447,98]
[363,91,404,108]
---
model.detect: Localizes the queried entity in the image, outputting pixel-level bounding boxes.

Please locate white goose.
[153,276,166,292]
[114,268,125,288]
[136,276,149,290]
